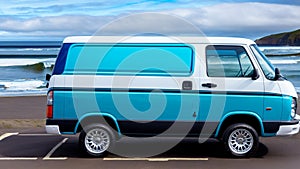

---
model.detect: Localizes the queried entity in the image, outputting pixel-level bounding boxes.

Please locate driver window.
[206,45,254,77]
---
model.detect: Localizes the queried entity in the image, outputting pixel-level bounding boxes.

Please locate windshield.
[250,44,275,80]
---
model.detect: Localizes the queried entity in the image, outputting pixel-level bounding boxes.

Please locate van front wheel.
[79,124,115,157]
[222,123,259,158]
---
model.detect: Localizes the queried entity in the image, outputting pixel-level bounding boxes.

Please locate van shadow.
[108,138,269,158]
[0,135,268,158]
[55,137,269,159]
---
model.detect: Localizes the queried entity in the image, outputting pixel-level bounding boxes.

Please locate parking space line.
[0,132,19,141]
[103,157,208,162]
[18,134,57,136]
[0,157,38,161]
[43,157,68,160]
[42,138,68,160]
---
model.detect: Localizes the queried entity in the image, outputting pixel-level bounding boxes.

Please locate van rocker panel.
[45,118,297,136]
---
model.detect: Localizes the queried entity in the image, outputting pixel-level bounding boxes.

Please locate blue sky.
[0,0,300,40]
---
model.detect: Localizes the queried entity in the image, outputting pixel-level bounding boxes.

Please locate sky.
[0,0,300,40]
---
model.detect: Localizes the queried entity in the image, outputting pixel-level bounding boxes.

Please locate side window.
[206,45,254,77]
[65,44,193,76]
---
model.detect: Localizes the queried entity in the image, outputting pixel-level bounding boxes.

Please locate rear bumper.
[46,119,78,134]
[45,125,61,135]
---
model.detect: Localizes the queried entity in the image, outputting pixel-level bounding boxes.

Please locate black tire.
[79,124,115,157]
[222,123,259,158]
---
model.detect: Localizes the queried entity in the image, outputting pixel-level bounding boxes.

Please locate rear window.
[63,44,194,76]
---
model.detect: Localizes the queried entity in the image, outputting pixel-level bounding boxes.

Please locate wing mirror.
[251,69,260,80]
[45,74,51,88]
[46,74,51,81]
[274,68,281,81]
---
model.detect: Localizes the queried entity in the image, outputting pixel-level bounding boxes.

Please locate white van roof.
[63,36,255,45]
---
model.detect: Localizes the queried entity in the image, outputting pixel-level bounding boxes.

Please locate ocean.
[0,42,299,96]
[0,41,59,96]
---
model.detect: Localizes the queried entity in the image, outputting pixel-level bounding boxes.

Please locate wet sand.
[0,96,46,119]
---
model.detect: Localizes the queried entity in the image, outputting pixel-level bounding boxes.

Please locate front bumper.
[276,115,300,136]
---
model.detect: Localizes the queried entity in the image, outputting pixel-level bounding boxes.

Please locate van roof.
[63,36,256,45]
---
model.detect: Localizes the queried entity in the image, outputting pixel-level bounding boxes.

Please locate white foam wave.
[0,79,45,90]
[17,48,43,51]
[0,58,56,68]
[0,79,48,96]
[270,60,300,65]
[296,87,300,94]
[259,46,300,56]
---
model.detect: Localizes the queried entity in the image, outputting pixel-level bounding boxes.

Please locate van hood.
[278,80,298,98]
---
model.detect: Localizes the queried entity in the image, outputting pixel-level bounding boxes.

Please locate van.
[45,36,299,157]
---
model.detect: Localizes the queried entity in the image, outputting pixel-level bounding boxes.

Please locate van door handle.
[202,83,217,88]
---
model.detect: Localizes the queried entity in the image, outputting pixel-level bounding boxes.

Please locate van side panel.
[61,89,199,136]
[52,88,272,137]
[52,91,65,119]
[263,95,283,121]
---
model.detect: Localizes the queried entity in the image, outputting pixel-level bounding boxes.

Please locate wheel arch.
[75,112,121,137]
[215,111,264,138]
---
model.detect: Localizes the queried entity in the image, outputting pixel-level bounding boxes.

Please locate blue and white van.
[45,36,299,157]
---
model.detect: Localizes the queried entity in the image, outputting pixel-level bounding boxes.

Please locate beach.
[0,96,46,134]
[0,96,46,119]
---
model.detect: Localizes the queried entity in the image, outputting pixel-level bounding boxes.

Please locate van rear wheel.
[222,123,259,158]
[79,124,115,157]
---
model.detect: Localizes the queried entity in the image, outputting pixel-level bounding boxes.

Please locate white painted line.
[18,134,57,136]
[0,132,19,141]
[0,157,38,161]
[43,138,68,160]
[43,157,68,161]
[103,157,208,162]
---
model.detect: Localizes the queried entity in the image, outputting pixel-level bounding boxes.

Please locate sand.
[0,96,46,119]
[0,96,46,132]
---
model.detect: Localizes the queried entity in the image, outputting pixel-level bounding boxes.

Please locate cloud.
[0,15,114,36]
[0,2,300,39]
[167,2,300,38]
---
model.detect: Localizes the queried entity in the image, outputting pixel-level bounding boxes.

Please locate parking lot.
[1,128,300,169]
[0,129,224,160]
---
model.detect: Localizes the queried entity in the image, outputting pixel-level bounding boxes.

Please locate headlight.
[291,98,297,118]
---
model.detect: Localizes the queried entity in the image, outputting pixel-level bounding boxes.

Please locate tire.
[79,124,115,157]
[222,123,259,158]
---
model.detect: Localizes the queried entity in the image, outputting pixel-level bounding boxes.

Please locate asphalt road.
[0,128,300,169]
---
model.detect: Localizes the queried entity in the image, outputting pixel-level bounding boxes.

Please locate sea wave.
[0,58,56,68]
[260,46,300,56]
[296,87,300,94]
[270,59,300,65]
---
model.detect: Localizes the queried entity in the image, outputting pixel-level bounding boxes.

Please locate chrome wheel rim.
[228,128,253,155]
[85,128,110,154]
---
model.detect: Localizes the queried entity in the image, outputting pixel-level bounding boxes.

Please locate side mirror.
[274,68,281,81]
[251,69,260,80]
[46,74,51,81]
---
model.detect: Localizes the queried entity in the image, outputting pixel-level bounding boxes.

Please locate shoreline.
[265,52,300,57]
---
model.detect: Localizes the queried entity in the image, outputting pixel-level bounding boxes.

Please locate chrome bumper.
[45,125,61,135]
[276,115,300,136]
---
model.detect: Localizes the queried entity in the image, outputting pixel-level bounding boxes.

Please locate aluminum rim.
[228,128,254,155]
[85,128,110,154]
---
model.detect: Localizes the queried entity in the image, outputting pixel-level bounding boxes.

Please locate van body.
[46,36,299,157]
